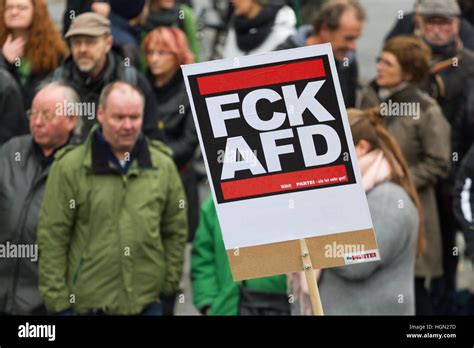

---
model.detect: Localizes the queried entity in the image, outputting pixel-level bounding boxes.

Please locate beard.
[76,57,97,73]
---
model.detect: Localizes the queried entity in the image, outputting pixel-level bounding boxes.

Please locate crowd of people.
[0,0,473,316]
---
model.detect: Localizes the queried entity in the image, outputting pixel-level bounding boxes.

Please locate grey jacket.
[0,135,58,314]
[319,182,419,315]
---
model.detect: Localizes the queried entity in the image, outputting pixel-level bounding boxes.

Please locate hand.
[2,34,25,64]
[91,2,111,17]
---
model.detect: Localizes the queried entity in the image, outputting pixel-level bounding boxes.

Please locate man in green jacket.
[37,81,188,315]
[191,197,288,315]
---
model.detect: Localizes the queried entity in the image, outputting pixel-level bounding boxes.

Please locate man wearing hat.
[53,12,160,142]
[415,0,474,315]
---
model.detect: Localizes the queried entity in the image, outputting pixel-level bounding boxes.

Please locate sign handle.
[299,238,324,315]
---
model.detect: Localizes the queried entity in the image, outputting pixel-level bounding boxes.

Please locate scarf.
[377,81,409,101]
[358,149,393,192]
[233,4,281,52]
[144,6,182,32]
[288,149,395,314]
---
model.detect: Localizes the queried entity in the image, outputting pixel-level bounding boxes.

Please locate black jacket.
[0,68,27,145]
[52,51,161,142]
[454,143,474,262]
[0,53,55,110]
[62,0,109,35]
[276,25,358,108]
[149,70,198,169]
[148,70,200,239]
[421,48,474,164]
[0,135,67,314]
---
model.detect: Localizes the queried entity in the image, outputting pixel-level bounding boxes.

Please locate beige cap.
[418,0,461,17]
[65,12,111,39]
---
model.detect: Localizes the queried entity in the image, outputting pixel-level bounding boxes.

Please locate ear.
[105,35,113,51]
[97,105,105,124]
[318,24,331,41]
[66,116,78,132]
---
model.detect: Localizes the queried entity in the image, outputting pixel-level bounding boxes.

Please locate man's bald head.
[97,81,145,158]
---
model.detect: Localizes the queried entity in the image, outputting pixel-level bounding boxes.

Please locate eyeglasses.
[145,50,174,57]
[423,17,455,29]
[26,110,56,123]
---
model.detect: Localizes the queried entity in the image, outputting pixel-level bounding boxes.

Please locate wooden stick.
[299,238,324,315]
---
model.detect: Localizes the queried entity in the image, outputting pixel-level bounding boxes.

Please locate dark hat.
[110,0,147,20]
[418,0,461,17]
[65,12,111,39]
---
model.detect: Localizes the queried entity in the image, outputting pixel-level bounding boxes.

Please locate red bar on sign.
[221,164,348,200]
[197,59,325,95]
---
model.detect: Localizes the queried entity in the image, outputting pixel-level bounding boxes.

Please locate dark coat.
[148,70,200,239]
[0,53,57,110]
[0,68,27,145]
[0,135,66,314]
[453,143,474,262]
[52,51,162,142]
[421,47,474,163]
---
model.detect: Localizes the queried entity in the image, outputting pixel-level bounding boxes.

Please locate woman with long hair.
[0,0,68,109]
[290,108,424,315]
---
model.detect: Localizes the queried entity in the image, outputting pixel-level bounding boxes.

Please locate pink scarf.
[357,149,393,192]
[288,149,395,314]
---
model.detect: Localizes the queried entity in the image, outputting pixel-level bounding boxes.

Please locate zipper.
[7,165,46,313]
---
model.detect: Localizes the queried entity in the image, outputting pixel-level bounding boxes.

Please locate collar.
[33,135,72,169]
[91,127,152,175]
[72,52,115,87]
[149,69,183,99]
[378,81,410,101]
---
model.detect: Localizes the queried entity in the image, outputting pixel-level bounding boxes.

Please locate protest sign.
[182,44,379,283]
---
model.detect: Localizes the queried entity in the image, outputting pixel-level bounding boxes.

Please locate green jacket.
[191,197,286,315]
[37,128,188,315]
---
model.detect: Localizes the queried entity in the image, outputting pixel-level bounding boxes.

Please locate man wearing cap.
[53,12,161,142]
[415,0,474,315]
[37,81,187,315]
[385,0,474,50]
